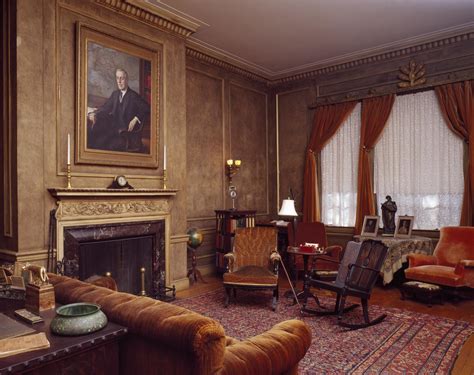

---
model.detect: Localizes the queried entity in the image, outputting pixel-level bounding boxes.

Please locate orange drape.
[435,80,474,226]
[303,101,357,222]
[354,94,395,234]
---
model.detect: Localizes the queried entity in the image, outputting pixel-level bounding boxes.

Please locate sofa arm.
[407,253,438,268]
[221,319,311,375]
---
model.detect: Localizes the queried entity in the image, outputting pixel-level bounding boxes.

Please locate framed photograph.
[76,23,161,168]
[361,215,380,237]
[395,216,414,238]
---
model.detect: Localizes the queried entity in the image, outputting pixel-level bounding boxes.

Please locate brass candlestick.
[140,267,146,296]
[163,169,167,190]
[66,163,72,189]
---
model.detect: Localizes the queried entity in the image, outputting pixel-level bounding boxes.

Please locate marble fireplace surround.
[48,188,178,292]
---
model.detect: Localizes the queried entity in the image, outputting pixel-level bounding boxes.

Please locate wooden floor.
[177,274,474,375]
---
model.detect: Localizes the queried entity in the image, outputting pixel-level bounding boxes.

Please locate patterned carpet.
[174,289,474,374]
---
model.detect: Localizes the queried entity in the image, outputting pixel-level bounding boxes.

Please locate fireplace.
[61,221,166,298]
[48,188,178,301]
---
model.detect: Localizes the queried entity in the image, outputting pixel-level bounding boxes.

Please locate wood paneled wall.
[185,59,275,273]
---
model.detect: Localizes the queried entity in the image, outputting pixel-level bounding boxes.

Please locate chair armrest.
[223,319,311,374]
[460,259,474,268]
[407,253,438,268]
[325,245,343,260]
[224,252,235,272]
[270,251,281,263]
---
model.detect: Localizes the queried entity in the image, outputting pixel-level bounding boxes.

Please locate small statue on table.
[381,195,397,235]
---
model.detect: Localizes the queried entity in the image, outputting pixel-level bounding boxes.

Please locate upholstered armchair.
[223,227,280,310]
[287,221,343,280]
[405,226,474,289]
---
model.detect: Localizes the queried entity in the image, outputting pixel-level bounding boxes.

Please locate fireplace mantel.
[48,187,178,199]
[48,187,177,290]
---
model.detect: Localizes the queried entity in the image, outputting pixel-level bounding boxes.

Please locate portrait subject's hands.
[128,116,140,131]
[88,112,97,127]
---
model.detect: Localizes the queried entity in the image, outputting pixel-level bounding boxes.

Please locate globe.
[187,228,203,249]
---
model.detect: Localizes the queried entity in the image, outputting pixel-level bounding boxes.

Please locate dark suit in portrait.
[88,88,150,153]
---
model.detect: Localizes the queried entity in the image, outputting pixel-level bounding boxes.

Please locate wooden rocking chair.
[303,240,388,330]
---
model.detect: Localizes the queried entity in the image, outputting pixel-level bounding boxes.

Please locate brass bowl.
[50,302,108,336]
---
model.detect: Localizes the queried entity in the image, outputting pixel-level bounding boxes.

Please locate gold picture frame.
[395,215,415,238]
[360,215,380,237]
[76,23,161,168]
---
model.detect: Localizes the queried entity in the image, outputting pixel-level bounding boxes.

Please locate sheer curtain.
[374,90,464,229]
[321,103,361,226]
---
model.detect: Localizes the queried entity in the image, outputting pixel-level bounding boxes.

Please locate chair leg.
[337,295,347,321]
[225,287,231,307]
[362,298,370,324]
[272,288,278,311]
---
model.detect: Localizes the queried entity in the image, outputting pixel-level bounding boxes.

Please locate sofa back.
[49,274,227,374]
[434,226,474,266]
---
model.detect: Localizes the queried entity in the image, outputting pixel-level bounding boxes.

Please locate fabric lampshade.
[278,199,298,217]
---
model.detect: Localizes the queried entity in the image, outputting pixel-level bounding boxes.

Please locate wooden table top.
[0,299,127,374]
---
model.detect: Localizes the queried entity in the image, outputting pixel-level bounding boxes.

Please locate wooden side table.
[0,302,127,375]
[286,247,327,309]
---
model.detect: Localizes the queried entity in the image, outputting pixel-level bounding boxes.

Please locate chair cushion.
[405,265,465,287]
[223,266,278,286]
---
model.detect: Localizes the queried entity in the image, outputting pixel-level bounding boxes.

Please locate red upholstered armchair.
[287,222,343,279]
[405,226,474,288]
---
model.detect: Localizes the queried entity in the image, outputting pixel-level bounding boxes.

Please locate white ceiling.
[147,0,474,78]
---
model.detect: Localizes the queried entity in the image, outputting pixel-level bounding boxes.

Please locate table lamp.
[278,198,298,245]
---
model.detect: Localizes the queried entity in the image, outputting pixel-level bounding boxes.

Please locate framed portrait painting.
[395,216,414,238]
[360,215,380,237]
[76,23,161,168]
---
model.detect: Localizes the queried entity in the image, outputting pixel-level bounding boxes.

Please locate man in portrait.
[87,68,150,153]
[364,219,376,233]
[398,220,410,235]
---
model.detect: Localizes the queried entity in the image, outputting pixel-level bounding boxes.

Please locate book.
[0,332,50,358]
[0,313,35,340]
[14,308,44,324]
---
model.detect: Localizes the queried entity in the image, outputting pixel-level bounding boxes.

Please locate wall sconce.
[226,159,241,184]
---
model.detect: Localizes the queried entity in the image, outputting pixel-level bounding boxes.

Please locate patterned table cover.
[354,235,433,285]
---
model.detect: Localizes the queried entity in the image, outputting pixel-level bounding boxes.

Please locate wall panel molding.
[229,82,269,215]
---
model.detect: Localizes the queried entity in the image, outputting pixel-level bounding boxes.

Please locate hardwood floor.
[177,274,474,375]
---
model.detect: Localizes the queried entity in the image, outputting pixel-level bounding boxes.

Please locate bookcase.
[215,210,256,273]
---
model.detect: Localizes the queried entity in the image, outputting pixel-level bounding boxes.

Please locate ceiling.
[146,0,474,79]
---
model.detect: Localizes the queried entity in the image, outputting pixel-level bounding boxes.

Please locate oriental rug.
[174,289,474,374]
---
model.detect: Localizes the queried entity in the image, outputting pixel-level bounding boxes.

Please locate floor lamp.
[278,199,300,304]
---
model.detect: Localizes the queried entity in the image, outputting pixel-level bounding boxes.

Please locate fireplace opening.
[60,220,174,300]
[79,235,154,295]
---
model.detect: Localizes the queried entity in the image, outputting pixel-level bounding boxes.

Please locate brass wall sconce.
[225,159,241,184]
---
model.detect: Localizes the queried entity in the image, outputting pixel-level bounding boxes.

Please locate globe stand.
[186,245,207,284]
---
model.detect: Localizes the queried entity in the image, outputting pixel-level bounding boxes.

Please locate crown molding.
[186,47,268,84]
[95,0,197,38]
[186,23,474,86]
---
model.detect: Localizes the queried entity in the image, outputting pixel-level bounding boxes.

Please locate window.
[321,103,360,226]
[374,90,463,229]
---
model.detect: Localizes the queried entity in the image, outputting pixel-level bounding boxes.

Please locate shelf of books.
[215,210,256,273]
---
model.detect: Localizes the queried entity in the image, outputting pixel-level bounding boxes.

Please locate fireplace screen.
[60,220,168,299]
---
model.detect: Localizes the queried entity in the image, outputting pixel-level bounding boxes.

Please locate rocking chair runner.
[303,240,388,329]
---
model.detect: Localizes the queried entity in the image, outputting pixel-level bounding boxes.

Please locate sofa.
[49,274,312,375]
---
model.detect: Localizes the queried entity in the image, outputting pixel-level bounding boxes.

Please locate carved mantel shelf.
[48,188,178,200]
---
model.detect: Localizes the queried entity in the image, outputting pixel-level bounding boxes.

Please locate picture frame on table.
[76,23,162,168]
[360,215,380,237]
[395,216,415,238]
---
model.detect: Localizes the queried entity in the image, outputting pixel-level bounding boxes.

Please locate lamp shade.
[278,199,298,217]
